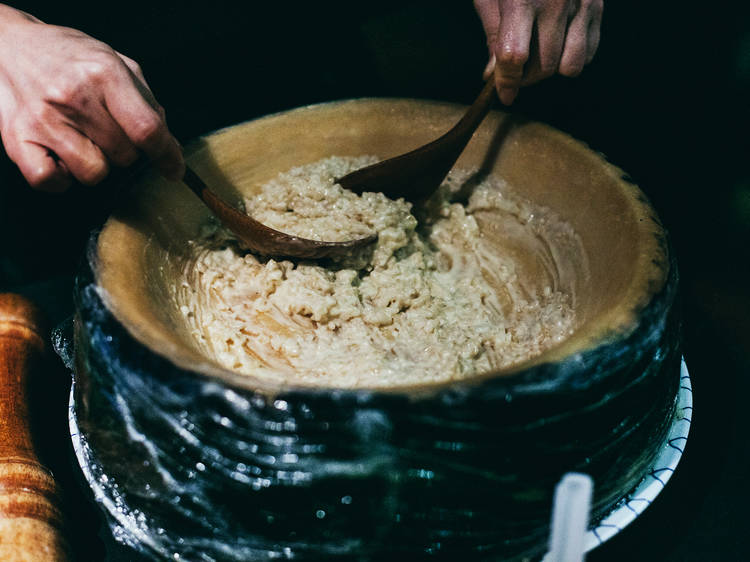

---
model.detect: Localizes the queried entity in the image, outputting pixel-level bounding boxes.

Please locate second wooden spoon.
[337,77,497,199]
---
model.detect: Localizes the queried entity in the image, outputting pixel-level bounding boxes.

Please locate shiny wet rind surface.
[64,233,680,561]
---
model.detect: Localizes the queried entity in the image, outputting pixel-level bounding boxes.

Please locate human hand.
[0,5,184,191]
[474,0,603,105]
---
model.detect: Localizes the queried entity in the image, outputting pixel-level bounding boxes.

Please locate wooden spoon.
[182,166,378,259]
[337,77,497,199]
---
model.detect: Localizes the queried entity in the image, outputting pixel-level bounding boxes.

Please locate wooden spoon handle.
[0,294,68,561]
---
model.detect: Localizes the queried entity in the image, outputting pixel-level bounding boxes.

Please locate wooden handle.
[0,294,69,561]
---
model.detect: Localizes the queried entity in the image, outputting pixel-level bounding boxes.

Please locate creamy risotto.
[173,156,577,388]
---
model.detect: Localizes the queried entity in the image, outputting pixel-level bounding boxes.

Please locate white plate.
[585,358,692,550]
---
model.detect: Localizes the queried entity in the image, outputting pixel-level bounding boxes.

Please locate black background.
[0,1,748,560]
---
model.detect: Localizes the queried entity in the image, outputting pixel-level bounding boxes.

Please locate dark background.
[0,1,748,560]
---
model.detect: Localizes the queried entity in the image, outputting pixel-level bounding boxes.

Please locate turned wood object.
[0,293,68,561]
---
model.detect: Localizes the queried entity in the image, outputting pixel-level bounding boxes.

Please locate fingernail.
[483,54,497,80]
[499,87,517,106]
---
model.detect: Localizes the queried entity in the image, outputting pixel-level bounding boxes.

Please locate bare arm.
[0,4,183,191]
[474,0,603,105]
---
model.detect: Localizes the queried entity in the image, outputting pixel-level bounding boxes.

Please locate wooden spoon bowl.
[182,165,376,259]
[337,77,497,199]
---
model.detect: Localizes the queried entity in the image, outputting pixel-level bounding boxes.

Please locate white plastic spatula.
[543,472,594,562]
